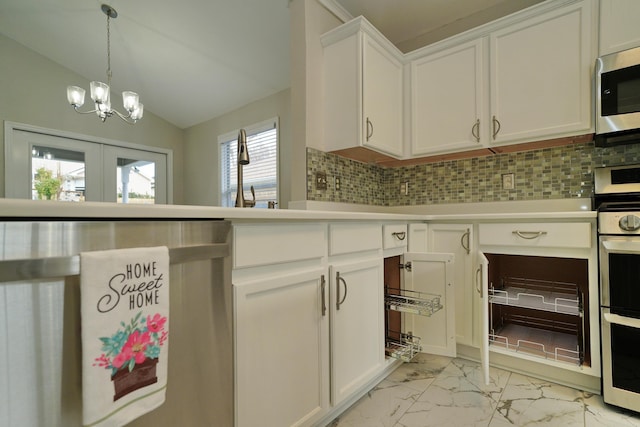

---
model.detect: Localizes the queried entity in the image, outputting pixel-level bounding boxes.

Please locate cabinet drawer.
[479,222,591,249]
[383,224,407,250]
[329,223,381,256]
[234,223,326,268]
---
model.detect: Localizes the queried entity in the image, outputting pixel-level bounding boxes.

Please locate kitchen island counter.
[0,198,596,221]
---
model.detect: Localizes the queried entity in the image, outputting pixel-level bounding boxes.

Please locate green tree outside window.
[34,167,62,200]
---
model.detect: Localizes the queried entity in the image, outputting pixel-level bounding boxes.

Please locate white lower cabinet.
[477,221,601,391]
[427,224,474,347]
[329,257,384,406]
[234,267,329,427]
[384,224,463,361]
[234,221,466,426]
[400,252,457,357]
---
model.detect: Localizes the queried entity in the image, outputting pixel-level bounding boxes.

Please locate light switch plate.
[316,171,327,190]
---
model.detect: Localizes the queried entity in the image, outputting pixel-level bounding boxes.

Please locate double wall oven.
[596,164,640,412]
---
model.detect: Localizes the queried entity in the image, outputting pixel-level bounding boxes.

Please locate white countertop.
[0,198,597,222]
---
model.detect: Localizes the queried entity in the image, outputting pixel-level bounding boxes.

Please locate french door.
[5,124,170,203]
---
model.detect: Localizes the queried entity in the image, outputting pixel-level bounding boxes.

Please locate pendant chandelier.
[66,4,143,124]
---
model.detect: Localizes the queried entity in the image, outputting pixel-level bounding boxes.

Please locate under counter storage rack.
[384,287,443,362]
[488,275,585,366]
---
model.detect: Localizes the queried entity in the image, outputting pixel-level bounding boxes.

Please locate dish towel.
[81,246,170,427]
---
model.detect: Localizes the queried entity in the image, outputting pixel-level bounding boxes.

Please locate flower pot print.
[93,312,168,401]
[112,357,158,401]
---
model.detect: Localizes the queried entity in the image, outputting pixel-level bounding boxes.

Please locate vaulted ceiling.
[0,0,543,129]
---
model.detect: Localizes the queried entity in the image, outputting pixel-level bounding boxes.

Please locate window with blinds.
[220,118,278,208]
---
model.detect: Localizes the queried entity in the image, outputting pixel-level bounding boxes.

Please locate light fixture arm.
[66,4,143,124]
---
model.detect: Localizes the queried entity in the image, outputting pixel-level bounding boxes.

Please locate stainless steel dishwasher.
[0,219,233,427]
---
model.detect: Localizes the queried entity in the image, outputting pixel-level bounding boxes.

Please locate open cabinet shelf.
[385,331,422,362]
[383,252,454,363]
[385,288,443,317]
[485,253,589,368]
[490,323,581,365]
[489,276,582,316]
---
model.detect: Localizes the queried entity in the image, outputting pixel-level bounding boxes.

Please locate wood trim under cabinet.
[328,133,594,167]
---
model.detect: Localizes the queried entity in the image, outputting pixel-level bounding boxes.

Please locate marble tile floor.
[329,354,640,427]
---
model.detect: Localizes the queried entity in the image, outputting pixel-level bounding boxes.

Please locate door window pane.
[116,158,155,204]
[31,145,85,201]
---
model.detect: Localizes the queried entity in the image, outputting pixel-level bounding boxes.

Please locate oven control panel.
[599,212,640,234]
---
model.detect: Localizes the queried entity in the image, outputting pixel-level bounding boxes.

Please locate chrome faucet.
[235,129,255,208]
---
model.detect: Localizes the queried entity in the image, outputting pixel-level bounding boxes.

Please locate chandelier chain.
[106,13,112,86]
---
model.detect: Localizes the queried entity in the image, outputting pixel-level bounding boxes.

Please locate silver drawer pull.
[512,231,547,240]
[392,231,406,241]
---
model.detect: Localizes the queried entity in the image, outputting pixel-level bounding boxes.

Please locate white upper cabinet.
[489,1,594,145]
[411,39,486,156]
[409,0,595,156]
[322,17,404,158]
[599,0,640,55]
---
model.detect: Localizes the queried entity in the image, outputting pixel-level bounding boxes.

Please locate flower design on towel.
[94,311,168,376]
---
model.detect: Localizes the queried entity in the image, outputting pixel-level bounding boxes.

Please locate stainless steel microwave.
[596,46,640,147]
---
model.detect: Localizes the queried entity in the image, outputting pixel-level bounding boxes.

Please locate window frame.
[218,117,279,208]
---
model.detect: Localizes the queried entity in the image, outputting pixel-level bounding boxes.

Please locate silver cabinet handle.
[366,117,373,141]
[475,264,483,298]
[392,231,406,241]
[512,231,547,240]
[461,228,470,255]
[321,274,327,316]
[336,271,348,310]
[471,119,480,143]
[492,115,501,140]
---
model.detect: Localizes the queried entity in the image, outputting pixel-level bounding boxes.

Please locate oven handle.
[602,239,640,253]
[603,312,640,329]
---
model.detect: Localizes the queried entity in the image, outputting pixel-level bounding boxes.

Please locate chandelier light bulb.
[90,81,110,104]
[122,91,139,112]
[130,103,144,121]
[67,86,86,107]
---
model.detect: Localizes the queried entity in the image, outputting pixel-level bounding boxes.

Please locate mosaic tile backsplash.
[306,139,640,206]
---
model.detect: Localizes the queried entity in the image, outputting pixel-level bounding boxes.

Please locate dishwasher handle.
[0,243,230,283]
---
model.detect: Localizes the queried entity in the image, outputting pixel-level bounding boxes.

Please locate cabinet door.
[330,257,384,406]
[362,33,404,158]
[403,252,456,357]
[489,1,593,144]
[600,0,640,55]
[234,268,329,427]
[478,252,490,385]
[427,224,474,346]
[411,39,485,155]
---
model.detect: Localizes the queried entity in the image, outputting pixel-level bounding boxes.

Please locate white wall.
[183,89,291,207]
[289,0,342,204]
[0,33,186,203]
[1,1,341,208]
[0,33,295,208]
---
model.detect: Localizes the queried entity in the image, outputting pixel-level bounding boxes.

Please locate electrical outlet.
[400,181,409,195]
[316,171,327,190]
[502,173,515,190]
[335,176,341,191]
